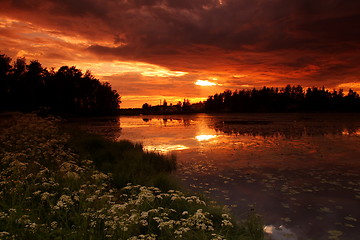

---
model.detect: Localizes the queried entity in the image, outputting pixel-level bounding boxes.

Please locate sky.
[1,0,360,108]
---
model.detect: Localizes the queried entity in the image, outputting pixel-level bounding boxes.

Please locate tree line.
[205,85,360,112]
[0,54,121,115]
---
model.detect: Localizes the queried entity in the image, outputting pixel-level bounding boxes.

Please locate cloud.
[1,0,360,107]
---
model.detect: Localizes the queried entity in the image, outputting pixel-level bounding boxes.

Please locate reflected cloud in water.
[342,129,360,136]
[195,135,218,141]
[144,144,189,152]
[141,117,193,127]
[136,115,360,139]
[67,113,360,240]
[264,225,297,240]
[211,119,360,138]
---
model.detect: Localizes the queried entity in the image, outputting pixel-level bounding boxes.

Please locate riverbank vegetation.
[0,113,263,239]
[68,132,177,190]
[205,86,360,113]
[123,85,360,116]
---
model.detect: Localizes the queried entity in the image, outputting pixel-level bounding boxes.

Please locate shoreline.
[0,112,264,240]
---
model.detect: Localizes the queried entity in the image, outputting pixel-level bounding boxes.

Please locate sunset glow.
[195,135,218,141]
[2,2,360,239]
[195,80,218,86]
[1,1,360,108]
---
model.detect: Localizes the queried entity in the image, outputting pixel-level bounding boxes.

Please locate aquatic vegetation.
[0,113,263,239]
[66,128,178,189]
[327,230,343,240]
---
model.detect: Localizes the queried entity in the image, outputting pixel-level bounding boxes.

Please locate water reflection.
[144,144,189,152]
[264,225,297,240]
[211,119,360,138]
[195,135,218,141]
[69,113,360,240]
[139,114,360,139]
[67,116,121,139]
[342,129,360,136]
[142,117,193,127]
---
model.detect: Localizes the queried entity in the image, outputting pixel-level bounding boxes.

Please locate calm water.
[72,113,360,240]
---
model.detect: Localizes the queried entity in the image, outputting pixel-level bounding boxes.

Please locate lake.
[71,113,360,240]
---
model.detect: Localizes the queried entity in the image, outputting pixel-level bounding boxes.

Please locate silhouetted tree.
[0,54,12,110]
[142,103,150,109]
[0,54,121,115]
[205,85,360,113]
[182,99,191,111]
[163,99,168,107]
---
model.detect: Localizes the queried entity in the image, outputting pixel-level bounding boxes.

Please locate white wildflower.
[140,219,148,226]
[91,172,109,181]
[221,219,233,227]
[41,192,51,201]
[8,208,16,213]
[54,195,74,210]
[0,232,10,237]
[50,221,58,229]
[33,190,41,195]
[0,212,9,219]
[64,171,80,179]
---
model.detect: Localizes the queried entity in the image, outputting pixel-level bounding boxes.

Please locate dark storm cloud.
[1,0,360,88]
[85,0,360,64]
[4,0,360,51]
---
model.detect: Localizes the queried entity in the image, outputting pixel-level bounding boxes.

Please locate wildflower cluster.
[0,113,261,239]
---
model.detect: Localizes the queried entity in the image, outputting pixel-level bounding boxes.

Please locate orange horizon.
[1,1,360,109]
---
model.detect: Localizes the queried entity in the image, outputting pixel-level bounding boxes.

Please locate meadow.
[0,113,263,240]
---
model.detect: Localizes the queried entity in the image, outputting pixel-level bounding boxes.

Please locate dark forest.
[205,85,360,112]
[0,54,120,115]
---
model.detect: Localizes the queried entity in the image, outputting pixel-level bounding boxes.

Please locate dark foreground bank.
[0,113,263,240]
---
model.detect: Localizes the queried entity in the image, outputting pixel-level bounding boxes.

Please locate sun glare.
[195,135,217,141]
[195,80,217,86]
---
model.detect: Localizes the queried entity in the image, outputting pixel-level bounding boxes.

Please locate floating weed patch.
[0,113,263,239]
[327,230,343,240]
[319,207,332,213]
[344,216,357,222]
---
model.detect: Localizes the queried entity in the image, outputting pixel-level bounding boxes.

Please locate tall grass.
[0,113,263,239]
[67,132,177,190]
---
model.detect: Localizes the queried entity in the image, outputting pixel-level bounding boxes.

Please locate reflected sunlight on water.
[264,225,297,240]
[342,129,360,136]
[195,134,218,141]
[70,113,360,240]
[144,144,190,152]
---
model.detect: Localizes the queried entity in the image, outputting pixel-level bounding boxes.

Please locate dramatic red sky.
[1,0,360,108]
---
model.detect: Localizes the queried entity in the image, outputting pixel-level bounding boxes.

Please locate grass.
[0,113,264,239]
[67,132,177,190]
